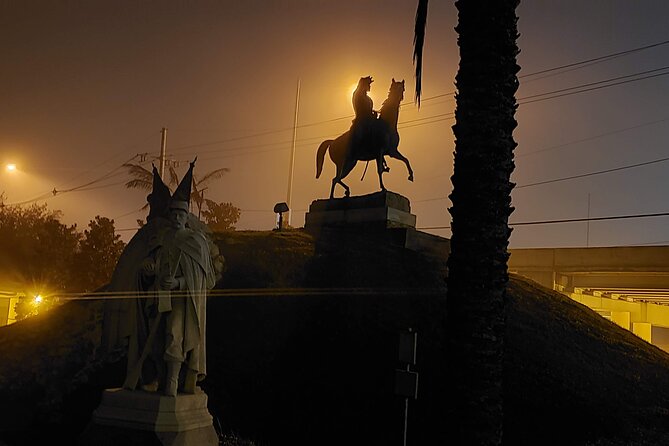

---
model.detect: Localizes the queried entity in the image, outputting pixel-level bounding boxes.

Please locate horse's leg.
[330,158,344,199]
[338,158,356,197]
[330,157,355,198]
[389,149,414,182]
[376,156,386,192]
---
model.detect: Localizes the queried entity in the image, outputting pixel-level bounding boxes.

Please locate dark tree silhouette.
[414,1,520,444]
[201,200,241,232]
[71,216,126,292]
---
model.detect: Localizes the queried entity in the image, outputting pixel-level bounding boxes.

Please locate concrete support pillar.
[611,311,631,330]
[633,322,652,344]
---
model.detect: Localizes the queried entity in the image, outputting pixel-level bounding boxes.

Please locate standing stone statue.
[103,159,218,397]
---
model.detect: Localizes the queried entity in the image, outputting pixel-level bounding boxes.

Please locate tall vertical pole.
[403,367,409,446]
[159,127,168,178]
[286,79,300,227]
[586,193,591,247]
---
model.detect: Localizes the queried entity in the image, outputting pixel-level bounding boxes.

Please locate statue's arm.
[160,261,186,290]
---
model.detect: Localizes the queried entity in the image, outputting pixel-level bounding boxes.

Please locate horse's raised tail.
[316,140,332,179]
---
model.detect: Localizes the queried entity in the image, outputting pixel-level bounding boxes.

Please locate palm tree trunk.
[446,1,520,444]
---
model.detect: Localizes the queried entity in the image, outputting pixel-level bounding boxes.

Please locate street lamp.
[5,163,16,173]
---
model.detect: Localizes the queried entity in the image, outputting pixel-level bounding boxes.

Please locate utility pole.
[586,193,591,247]
[159,127,168,178]
[286,79,300,226]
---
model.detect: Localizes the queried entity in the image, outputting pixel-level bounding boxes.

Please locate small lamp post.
[274,202,289,230]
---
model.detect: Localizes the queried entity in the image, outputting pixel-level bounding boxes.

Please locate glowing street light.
[34,294,43,304]
[5,163,16,173]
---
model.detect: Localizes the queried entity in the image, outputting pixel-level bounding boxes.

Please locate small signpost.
[273,202,289,230]
[395,328,418,446]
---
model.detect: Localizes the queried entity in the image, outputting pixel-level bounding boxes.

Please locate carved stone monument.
[81,159,221,446]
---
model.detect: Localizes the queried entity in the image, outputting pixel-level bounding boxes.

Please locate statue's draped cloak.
[102,217,215,381]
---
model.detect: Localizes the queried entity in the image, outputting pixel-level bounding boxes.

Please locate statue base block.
[304,190,416,232]
[79,388,218,446]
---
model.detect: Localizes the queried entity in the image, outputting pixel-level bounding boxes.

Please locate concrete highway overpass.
[509,246,669,351]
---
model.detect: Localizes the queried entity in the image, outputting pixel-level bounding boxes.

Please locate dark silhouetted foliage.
[202,200,241,232]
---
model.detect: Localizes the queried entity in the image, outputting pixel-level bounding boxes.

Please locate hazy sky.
[2,1,669,248]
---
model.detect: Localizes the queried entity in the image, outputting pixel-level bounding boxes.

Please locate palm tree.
[414,1,520,444]
[123,162,229,217]
[190,168,230,217]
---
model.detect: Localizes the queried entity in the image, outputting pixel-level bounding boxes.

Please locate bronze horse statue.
[316,79,414,199]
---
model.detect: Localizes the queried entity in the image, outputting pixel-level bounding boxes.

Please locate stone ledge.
[308,190,411,212]
[92,388,214,433]
[79,422,219,446]
[305,191,416,232]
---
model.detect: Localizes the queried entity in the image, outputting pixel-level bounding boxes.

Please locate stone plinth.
[304,190,416,232]
[79,388,218,446]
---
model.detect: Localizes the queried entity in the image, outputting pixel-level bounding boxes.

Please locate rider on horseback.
[351,76,389,172]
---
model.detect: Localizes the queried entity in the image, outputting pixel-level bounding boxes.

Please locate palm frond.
[196,167,230,186]
[190,190,204,205]
[168,166,179,187]
[413,0,429,107]
[125,179,153,191]
[123,163,152,181]
[204,198,217,210]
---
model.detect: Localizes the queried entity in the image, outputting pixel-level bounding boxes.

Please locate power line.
[164,40,669,154]
[10,41,669,209]
[407,39,669,106]
[18,61,663,206]
[518,66,669,104]
[54,131,158,189]
[193,65,669,162]
[515,155,669,189]
[417,210,669,231]
[516,117,669,158]
[3,154,142,206]
[415,153,669,203]
[520,38,669,79]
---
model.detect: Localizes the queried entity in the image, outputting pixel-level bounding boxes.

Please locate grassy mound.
[0,229,668,445]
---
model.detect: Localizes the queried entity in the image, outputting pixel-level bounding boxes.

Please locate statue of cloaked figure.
[102,159,217,397]
[350,76,389,172]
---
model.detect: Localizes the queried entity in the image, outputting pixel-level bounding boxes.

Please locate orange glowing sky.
[2,1,669,248]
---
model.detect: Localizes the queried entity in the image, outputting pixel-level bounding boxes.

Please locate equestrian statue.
[316,76,414,199]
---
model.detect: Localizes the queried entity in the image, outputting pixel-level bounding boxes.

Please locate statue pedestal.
[304,190,416,232]
[79,388,218,446]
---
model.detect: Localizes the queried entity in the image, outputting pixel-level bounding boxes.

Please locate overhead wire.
[519,67,669,105]
[516,117,669,158]
[515,156,669,189]
[3,154,144,206]
[415,153,669,203]
[417,210,669,231]
[59,37,662,170]
[10,61,666,208]
[520,38,669,79]
[172,64,669,164]
[11,39,669,236]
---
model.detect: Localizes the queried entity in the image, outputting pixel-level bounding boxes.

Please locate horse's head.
[387,78,405,103]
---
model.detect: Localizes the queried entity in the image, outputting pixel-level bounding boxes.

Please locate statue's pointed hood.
[147,164,171,220]
[170,157,196,212]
